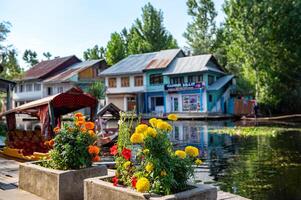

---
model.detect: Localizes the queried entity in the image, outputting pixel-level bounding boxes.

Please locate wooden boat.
[0,87,98,160]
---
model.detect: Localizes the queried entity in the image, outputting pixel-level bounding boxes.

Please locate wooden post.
[6,84,11,110]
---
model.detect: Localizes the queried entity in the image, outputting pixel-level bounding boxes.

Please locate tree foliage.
[83,45,106,61]
[87,81,106,100]
[43,52,52,60]
[183,0,217,54]
[105,32,126,65]
[23,49,38,67]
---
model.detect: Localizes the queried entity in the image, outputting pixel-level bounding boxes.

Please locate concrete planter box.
[84,175,217,200]
[19,161,107,200]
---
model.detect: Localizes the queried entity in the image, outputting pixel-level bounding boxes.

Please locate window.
[108,78,117,88]
[208,75,215,85]
[150,74,163,85]
[34,83,41,91]
[121,77,130,87]
[127,97,136,111]
[47,87,53,96]
[57,87,63,93]
[209,94,213,102]
[19,84,24,93]
[188,75,203,83]
[134,76,143,86]
[26,84,32,92]
[170,77,184,84]
[155,97,164,106]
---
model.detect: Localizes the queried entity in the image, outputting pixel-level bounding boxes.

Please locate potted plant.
[84,113,217,200]
[19,113,107,200]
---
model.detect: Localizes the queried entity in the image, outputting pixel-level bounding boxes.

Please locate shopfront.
[165,82,207,113]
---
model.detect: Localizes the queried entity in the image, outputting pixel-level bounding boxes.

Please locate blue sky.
[1,0,225,68]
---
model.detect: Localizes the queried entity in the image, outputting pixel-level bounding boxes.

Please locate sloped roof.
[163,54,225,75]
[24,55,80,80]
[207,75,234,91]
[100,49,182,76]
[43,59,103,83]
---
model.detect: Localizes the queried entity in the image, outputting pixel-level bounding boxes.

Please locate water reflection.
[170,120,301,200]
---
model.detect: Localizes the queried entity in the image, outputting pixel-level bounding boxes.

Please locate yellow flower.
[167,114,178,121]
[123,161,131,168]
[160,170,167,176]
[88,130,95,136]
[157,121,172,132]
[135,124,148,133]
[149,118,158,127]
[175,150,186,159]
[136,177,150,192]
[145,162,154,172]
[143,149,150,155]
[185,146,199,157]
[145,127,157,138]
[130,133,144,144]
[195,159,203,165]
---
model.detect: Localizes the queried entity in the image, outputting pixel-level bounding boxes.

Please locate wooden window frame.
[134,76,143,87]
[108,77,117,88]
[121,77,130,87]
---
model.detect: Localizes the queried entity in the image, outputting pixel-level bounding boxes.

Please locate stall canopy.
[1,87,98,139]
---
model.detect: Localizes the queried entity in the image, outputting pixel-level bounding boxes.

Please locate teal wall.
[145,69,165,92]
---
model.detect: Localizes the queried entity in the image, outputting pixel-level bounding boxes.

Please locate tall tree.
[43,52,52,60]
[23,49,38,66]
[127,3,178,54]
[83,45,106,60]
[183,0,217,54]
[105,32,126,65]
[222,0,301,113]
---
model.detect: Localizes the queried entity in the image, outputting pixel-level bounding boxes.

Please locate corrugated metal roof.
[24,55,80,80]
[43,60,103,83]
[163,54,225,75]
[207,75,234,91]
[100,49,182,76]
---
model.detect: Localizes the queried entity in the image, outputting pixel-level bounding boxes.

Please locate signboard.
[164,82,205,91]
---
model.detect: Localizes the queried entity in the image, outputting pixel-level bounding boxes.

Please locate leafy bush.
[42,113,100,170]
[110,113,202,195]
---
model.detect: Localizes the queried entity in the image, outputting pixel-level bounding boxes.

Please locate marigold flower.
[92,155,100,162]
[157,121,172,132]
[74,112,83,118]
[110,144,118,156]
[88,145,100,155]
[149,118,158,127]
[121,148,131,160]
[143,149,149,155]
[131,177,138,188]
[112,176,119,186]
[81,127,87,132]
[136,177,150,192]
[49,139,54,147]
[85,122,95,130]
[130,133,144,144]
[175,150,186,159]
[145,127,157,138]
[88,130,95,136]
[160,170,167,176]
[123,161,131,168]
[135,124,148,133]
[185,146,199,157]
[75,118,85,126]
[195,159,203,165]
[145,162,154,172]
[167,114,178,121]
[53,127,60,134]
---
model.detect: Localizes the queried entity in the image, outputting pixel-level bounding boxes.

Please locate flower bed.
[19,113,107,200]
[84,113,217,199]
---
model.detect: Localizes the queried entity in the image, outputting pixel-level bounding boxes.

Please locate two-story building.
[100,49,235,115]
[13,56,107,108]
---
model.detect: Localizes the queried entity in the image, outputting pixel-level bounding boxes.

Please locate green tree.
[43,52,52,60]
[83,45,106,60]
[183,0,217,54]
[23,49,38,66]
[87,81,106,100]
[127,3,178,54]
[222,0,301,113]
[105,32,126,65]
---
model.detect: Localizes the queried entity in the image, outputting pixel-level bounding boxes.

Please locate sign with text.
[164,82,205,91]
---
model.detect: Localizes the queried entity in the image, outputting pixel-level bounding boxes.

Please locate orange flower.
[74,112,83,118]
[88,145,100,155]
[85,122,95,130]
[92,155,100,162]
[75,117,85,126]
[49,139,54,147]
[88,130,95,136]
[81,127,87,133]
[53,127,60,134]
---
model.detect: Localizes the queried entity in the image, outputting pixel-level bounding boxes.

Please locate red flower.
[131,177,137,188]
[121,148,131,160]
[110,144,118,156]
[112,176,118,186]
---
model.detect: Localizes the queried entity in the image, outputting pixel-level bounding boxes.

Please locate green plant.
[42,113,100,170]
